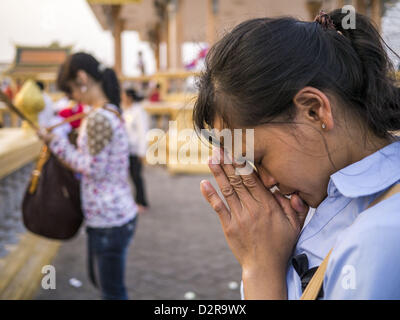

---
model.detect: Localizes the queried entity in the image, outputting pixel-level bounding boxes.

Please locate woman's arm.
[242,266,288,299]
[49,112,113,178]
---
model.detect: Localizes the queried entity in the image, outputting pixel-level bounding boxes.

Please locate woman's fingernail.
[200,180,210,192]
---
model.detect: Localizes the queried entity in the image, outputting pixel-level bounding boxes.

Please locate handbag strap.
[103,105,123,120]
[300,183,400,300]
[28,145,50,194]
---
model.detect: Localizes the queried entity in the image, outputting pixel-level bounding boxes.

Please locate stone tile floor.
[35,165,242,300]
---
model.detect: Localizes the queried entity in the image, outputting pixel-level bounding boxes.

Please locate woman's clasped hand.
[200,147,309,299]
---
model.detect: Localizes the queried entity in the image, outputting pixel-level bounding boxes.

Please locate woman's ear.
[293,87,334,131]
[76,70,89,87]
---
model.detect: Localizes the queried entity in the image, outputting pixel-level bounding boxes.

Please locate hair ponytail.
[330,9,400,137]
[100,67,121,110]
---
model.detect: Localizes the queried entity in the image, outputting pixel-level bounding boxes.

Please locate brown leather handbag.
[0,90,86,240]
[22,111,88,240]
[22,144,84,240]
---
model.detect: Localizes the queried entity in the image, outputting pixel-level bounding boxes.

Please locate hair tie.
[314,10,335,30]
[314,10,342,35]
[98,63,107,74]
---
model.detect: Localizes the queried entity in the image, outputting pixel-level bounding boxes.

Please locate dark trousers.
[129,155,148,207]
[86,217,137,300]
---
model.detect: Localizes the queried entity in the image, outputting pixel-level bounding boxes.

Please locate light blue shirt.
[287,139,400,299]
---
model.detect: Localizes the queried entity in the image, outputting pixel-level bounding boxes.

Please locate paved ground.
[35,165,242,300]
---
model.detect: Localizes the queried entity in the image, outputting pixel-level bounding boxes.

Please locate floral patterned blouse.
[49,104,138,228]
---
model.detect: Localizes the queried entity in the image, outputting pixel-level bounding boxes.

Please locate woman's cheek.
[256,164,278,189]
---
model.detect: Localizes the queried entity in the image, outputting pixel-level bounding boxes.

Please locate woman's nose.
[257,166,278,189]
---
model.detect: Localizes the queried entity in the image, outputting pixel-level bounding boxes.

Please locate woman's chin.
[295,192,317,210]
[304,194,324,209]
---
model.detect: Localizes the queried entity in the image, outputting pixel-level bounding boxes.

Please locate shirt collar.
[328,140,400,198]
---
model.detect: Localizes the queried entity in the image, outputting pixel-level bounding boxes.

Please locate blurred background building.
[87,0,388,75]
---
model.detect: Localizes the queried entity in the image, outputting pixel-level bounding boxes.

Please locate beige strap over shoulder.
[300,183,400,300]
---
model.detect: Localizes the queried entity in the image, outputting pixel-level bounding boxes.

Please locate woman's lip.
[282,191,299,199]
[269,183,300,197]
[283,191,299,196]
[274,183,298,197]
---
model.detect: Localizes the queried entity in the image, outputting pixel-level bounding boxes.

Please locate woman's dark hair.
[193,9,400,140]
[56,63,72,96]
[57,52,121,110]
[125,88,144,102]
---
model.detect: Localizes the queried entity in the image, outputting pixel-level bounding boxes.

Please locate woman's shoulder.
[329,186,400,271]
[357,187,400,230]
[101,104,122,121]
[87,104,121,127]
[324,191,400,299]
[85,110,114,155]
[339,188,400,245]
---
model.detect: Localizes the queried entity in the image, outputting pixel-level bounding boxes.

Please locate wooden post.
[370,0,382,31]
[167,0,183,70]
[176,0,183,69]
[306,0,323,21]
[160,18,168,71]
[355,0,367,14]
[155,43,160,73]
[112,5,123,77]
[206,0,216,46]
[167,3,175,70]
[155,23,161,72]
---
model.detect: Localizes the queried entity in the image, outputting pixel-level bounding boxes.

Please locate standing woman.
[39,52,138,300]
[195,10,400,299]
[122,88,150,212]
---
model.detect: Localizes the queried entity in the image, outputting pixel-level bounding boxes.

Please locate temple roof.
[87,0,311,43]
[87,0,158,42]
[5,43,72,79]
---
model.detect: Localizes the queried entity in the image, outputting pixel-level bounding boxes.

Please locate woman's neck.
[347,132,392,165]
[87,85,109,108]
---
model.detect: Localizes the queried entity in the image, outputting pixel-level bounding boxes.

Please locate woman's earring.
[80,86,87,93]
[322,123,326,129]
